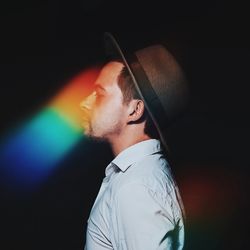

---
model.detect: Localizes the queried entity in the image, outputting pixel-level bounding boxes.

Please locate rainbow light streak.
[0,67,100,190]
[179,165,241,223]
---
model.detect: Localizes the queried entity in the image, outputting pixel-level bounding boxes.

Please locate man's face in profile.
[80,61,127,141]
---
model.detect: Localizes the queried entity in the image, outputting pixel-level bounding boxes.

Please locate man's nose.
[80,92,96,111]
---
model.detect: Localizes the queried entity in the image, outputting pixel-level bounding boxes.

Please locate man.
[80,33,189,250]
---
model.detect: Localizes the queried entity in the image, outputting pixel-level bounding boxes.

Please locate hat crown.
[135,45,189,124]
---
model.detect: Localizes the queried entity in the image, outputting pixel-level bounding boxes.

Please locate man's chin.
[83,129,107,142]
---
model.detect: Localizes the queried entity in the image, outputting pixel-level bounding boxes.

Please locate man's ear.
[127,99,145,123]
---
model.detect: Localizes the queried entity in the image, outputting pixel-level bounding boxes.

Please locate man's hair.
[117,64,160,139]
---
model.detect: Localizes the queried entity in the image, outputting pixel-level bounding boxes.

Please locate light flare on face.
[0,66,100,191]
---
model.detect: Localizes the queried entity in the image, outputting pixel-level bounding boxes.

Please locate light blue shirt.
[84,139,185,250]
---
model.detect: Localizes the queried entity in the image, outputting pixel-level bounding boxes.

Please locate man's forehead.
[94,61,124,88]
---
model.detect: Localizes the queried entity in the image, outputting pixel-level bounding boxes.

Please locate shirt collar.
[105,139,162,175]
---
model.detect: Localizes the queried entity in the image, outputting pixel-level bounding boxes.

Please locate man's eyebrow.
[94,84,106,92]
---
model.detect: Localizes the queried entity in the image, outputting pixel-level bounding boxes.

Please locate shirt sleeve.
[110,182,183,250]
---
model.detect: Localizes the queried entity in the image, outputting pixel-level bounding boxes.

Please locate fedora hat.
[103,32,189,151]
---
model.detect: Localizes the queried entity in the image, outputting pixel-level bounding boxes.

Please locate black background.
[0,0,249,249]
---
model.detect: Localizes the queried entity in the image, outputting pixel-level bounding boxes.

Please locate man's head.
[80,61,156,142]
[80,35,189,151]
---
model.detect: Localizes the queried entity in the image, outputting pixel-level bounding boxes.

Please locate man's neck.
[109,133,152,157]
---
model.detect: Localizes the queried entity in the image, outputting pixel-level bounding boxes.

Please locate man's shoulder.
[127,152,173,183]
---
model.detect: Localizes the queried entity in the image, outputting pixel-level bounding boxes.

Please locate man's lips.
[81,116,90,124]
[81,109,91,120]
[81,120,89,130]
[81,116,89,121]
[80,108,91,128]
[81,114,91,128]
